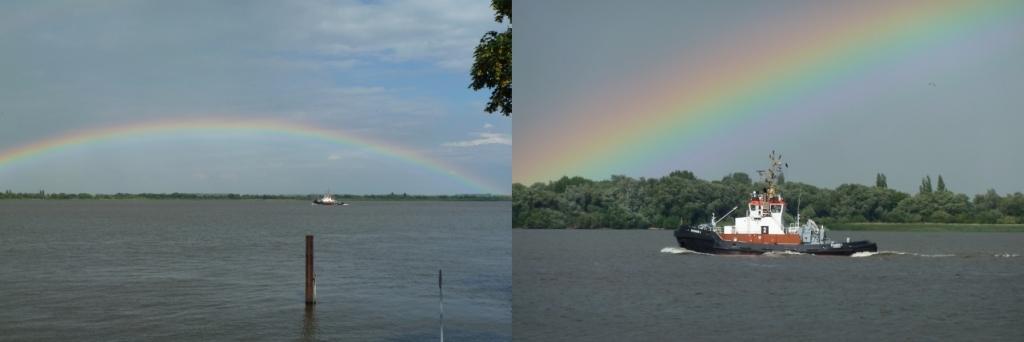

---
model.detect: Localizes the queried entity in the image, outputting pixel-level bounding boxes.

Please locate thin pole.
[439,269,443,342]
[306,235,315,304]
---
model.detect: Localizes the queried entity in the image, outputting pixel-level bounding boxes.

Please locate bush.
[973,209,1001,224]
[523,208,567,229]
[568,212,601,229]
[929,210,954,223]
[882,209,911,223]
[843,215,868,223]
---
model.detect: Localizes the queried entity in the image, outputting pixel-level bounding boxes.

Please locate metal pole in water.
[306,235,316,304]
[439,269,443,342]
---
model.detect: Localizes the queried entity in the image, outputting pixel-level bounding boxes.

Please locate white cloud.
[300,0,505,69]
[483,123,494,128]
[441,132,511,147]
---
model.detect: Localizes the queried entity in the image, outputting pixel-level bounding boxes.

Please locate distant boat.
[312,189,346,205]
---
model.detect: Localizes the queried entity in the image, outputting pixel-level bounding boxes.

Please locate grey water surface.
[1,200,510,341]
[513,229,1024,341]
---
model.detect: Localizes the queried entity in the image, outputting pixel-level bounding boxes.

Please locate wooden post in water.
[306,235,316,304]
[439,269,443,342]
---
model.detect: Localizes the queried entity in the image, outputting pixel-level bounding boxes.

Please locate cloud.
[302,0,506,69]
[0,1,512,195]
[267,57,359,71]
[483,123,494,128]
[441,132,511,147]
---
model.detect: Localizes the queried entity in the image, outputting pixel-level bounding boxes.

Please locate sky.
[0,0,510,196]
[514,0,1024,197]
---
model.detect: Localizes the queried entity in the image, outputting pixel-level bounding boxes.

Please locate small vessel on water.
[312,189,346,205]
[673,151,877,256]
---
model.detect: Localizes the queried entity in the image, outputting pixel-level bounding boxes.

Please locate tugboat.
[312,189,345,205]
[673,151,877,256]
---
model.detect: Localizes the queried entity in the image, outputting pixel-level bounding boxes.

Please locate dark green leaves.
[469,0,512,116]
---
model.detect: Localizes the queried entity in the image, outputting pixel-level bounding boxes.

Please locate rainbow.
[0,118,503,194]
[514,1,1024,184]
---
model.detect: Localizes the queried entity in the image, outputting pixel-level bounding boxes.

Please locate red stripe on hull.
[718,233,801,245]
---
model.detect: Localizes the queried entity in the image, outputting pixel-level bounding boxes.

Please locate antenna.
[797,192,802,225]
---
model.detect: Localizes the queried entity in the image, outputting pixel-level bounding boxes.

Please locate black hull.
[674,226,877,256]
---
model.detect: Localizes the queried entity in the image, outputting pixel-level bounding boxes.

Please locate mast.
[761,151,788,228]
[762,151,786,199]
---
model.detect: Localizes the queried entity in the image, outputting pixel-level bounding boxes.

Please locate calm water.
[0,200,510,341]
[513,229,1024,341]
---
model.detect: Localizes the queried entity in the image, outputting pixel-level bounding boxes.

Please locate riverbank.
[829,223,1024,232]
[513,223,1024,232]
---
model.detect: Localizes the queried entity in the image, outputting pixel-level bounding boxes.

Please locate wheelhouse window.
[770,205,782,213]
[749,204,757,212]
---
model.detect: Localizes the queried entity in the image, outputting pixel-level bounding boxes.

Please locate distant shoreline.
[0,192,510,201]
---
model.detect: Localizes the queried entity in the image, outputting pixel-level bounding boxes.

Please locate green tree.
[523,208,567,229]
[895,191,971,222]
[937,175,946,192]
[800,205,817,219]
[974,189,1002,211]
[722,172,752,185]
[876,173,887,188]
[919,175,932,194]
[469,0,512,116]
[1000,192,1024,217]
[549,175,594,193]
[778,182,834,219]
[667,170,696,180]
[830,184,898,222]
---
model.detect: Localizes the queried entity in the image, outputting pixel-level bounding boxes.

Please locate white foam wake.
[851,251,955,258]
[851,251,876,258]
[660,247,711,255]
[761,250,808,257]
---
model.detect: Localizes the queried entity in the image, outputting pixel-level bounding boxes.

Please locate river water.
[513,229,1024,341]
[0,200,511,341]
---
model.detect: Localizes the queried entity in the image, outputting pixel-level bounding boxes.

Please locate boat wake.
[851,251,955,258]
[760,250,809,257]
[851,251,1021,258]
[660,247,711,256]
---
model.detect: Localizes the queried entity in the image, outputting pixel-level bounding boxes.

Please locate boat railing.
[786,223,801,234]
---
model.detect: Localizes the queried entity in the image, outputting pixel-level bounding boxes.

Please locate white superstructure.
[723,191,788,234]
[717,151,801,239]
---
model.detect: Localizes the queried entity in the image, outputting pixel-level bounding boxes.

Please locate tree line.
[0,190,510,201]
[513,172,1024,229]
